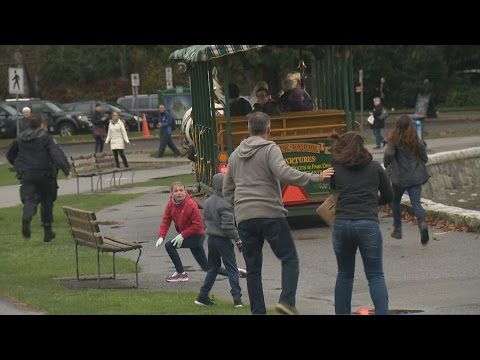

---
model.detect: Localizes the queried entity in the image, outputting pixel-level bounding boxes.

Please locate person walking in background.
[157,104,181,158]
[370,97,386,149]
[92,103,109,153]
[329,131,393,315]
[223,112,334,315]
[422,79,437,118]
[19,106,32,133]
[6,114,72,242]
[384,115,430,246]
[378,77,390,109]
[194,173,244,308]
[105,111,130,168]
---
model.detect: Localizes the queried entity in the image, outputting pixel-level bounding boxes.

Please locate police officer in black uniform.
[7,114,72,242]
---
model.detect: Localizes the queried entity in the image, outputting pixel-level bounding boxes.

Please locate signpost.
[165,67,173,89]
[131,73,140,131]
[9,67,25,135]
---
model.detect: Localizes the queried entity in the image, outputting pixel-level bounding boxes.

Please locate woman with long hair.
[330,131,393,315]
[384,115,430,245]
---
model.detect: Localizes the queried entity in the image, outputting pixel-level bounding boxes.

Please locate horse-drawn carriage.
[169,45,356,217]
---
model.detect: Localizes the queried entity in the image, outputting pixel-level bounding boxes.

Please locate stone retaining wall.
[402,147,480,232]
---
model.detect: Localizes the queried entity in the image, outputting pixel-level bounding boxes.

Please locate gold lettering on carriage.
[279,143,331,154]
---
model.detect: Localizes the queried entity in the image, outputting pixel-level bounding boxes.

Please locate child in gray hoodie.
[194,173,244,308]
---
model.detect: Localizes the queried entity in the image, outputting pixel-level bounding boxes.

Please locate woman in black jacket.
[383,115,430,245]
[330,131,393,315]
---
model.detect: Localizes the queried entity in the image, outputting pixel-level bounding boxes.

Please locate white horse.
[181,75,224,148]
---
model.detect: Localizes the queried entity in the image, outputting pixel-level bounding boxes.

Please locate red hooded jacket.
[157,193,205,239]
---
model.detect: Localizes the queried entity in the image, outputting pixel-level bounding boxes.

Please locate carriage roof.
[169,45,264,62]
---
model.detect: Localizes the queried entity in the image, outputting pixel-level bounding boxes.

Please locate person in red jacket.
[155,181,204,282]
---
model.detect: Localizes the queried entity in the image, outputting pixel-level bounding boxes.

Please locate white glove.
[155,237,164,248]
[171,234,184,248]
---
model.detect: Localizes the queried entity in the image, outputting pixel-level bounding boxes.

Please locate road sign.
[9,67,24,94]
[165,67,172,81]
[131,73,140,87]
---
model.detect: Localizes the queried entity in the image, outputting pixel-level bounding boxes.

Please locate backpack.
[378,108,389,120]
[170,117,176,131]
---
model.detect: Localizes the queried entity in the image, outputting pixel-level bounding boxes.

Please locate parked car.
[1,98,92,136]
[0,103,22,138]
[62,100,155,131]
[117,94,159,120]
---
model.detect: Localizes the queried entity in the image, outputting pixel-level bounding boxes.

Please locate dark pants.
[158,133,181,157]
[199,236,242,301]
[112,149,128,168]
[94,136,104,153]
[391,184,425,228]
[20,172,58,226]
[164,234,228,276]
[238,218,299,315]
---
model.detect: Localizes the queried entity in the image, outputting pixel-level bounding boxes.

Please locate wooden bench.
[63,206,142,288]
[94,153,136,190]
[70,153,136,194]
[70,155,99,194]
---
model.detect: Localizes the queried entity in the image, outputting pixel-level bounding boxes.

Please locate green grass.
[0,163,22,186]
[0,193,257,314]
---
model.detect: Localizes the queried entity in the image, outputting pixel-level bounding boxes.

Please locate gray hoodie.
[223,136,320,224]
[203,173,240,241]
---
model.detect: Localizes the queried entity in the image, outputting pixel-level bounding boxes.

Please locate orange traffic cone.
[142,113,151,136]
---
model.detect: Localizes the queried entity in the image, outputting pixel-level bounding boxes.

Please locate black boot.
[419,221,429,246]
[43,225,56,243]
[391,225,402,239]
[22,218,31,239]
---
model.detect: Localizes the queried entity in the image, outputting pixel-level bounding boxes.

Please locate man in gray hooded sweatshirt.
[223,112,334,315]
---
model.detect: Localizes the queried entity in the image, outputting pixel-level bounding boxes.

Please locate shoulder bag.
[316,192,338,227]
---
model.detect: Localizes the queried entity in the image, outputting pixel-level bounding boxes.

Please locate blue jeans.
[199,236,242,301]
[391,184,425,228]
[94,136,104,153]
[372,127,384,146]
[332,219,389,315]
[164,234,229,276]
[238,218,299,315]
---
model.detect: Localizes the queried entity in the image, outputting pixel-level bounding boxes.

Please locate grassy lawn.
[0,163,19,186]
[0,193,257,315]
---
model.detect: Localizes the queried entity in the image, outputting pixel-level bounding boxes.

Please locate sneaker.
[275,302,299,315]
[166,271,188,282]
[238,267,247,278]
[22,218,31,239]
[194,296,215,306]
[382,140,388,148]
[233,299,244,308]
[43,227,56,243]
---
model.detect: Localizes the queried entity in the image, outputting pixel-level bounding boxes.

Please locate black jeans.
[20,172,57,226]
[112,149,128,167]
[199,236,242,301]
[164,234,228,276]
[238,217,299,315]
